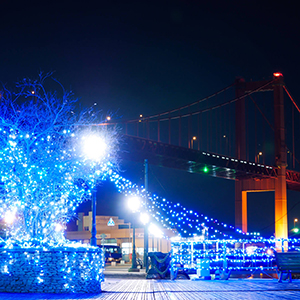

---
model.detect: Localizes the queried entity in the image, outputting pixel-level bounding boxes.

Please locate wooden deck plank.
[1,279,300,299]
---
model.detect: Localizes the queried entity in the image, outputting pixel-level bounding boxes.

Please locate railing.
[170,238,300,278]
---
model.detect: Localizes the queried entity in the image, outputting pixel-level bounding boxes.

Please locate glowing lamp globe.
[83,135,107,161]
[127,196,141,213]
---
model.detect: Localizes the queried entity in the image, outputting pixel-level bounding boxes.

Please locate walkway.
[1,278,300,299]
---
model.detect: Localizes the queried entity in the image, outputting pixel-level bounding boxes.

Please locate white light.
[128,196,141,213]
[140,212,150,225]
[82,135,107,161]
[4,211,15,224]
[148,223,164,238]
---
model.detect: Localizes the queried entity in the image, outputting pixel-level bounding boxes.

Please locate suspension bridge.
[105,73,300,241]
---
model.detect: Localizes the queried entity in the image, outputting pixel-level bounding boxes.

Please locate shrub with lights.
[0,74,117,293]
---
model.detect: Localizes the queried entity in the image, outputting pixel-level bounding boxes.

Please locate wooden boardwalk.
[1,279,300,299]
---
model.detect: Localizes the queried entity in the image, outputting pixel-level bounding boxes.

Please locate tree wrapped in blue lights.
[0,73,117,245]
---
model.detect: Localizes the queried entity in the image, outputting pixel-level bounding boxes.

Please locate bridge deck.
[1,279,300,299]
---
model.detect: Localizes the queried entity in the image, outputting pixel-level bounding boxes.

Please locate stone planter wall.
[0,246,104,293]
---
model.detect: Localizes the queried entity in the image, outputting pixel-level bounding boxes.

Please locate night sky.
[1,1,300,237]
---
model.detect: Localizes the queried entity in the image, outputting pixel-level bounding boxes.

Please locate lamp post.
[82,134,107,247]
[190,136,197,149]
[128,196,141,272]
[256,152,263,163]
[223,135,228,155]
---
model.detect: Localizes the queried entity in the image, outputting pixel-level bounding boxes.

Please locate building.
[65,212,174,261]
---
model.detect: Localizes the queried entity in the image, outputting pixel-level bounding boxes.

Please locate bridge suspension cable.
[284,86,300,113]
[132,79,275,123]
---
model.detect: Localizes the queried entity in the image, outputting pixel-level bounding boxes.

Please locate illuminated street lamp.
[223,135,228,154]
[256,152,263,163]
[294,218,298,228]
[191,136,197,149]
[128,196,141,272]
[82,134,107,246]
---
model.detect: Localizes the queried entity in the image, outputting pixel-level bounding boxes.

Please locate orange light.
[106,116,111,121]
[192,136,197,140]
[139,114,143,118]
[273,72,283,77]
[31,91,35,94]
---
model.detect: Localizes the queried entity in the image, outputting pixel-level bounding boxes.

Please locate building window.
[84,226,89,231]
[118,224,129,229]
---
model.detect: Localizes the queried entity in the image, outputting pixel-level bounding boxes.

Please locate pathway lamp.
[140,212,150,271]
[128,196,141,272]
[256,152,263,163]
[82,134,107,246]
[294,218,298,228]
[191,136,197,149]
[223,135,228,154]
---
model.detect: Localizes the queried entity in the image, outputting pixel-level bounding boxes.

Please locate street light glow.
[128,196,141,213]
[148,223,164,238]
[140,212,150,225]
[82,135,107,161]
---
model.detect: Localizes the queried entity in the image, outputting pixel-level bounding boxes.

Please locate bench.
[275,252,300,282]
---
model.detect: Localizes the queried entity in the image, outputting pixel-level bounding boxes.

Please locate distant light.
[139,114,143,118]
[223,135,226,138]
[295,218,298,222]
[106,116,111,121]
[258,152,263,156]
[292,228,299,233]
[273,72,283,77]
[203,166,208,173]
[192,136,197,140]
[31,91,35,94]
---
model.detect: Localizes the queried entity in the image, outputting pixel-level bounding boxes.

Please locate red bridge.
[105,73,300,240]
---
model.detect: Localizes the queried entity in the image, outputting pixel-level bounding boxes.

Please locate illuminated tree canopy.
[0,73,117,245]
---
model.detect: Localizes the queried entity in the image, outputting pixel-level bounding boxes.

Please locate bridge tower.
[235,73,288,240]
